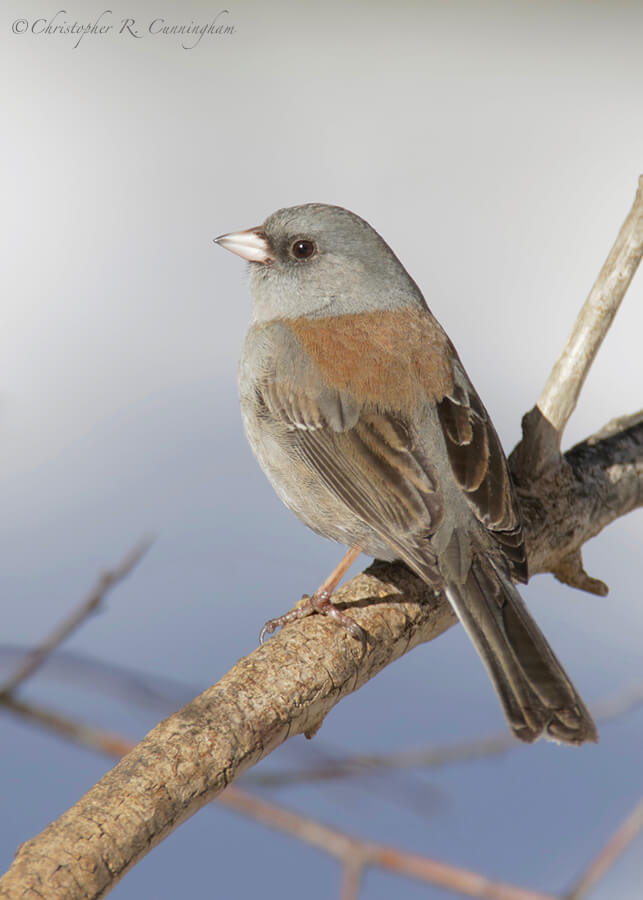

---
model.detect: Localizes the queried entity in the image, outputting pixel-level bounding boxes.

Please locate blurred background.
[1,1,642,897]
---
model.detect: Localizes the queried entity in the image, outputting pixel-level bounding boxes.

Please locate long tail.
[443,555,597,745]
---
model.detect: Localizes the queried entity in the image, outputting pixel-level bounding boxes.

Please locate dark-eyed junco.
[215,203,597,746]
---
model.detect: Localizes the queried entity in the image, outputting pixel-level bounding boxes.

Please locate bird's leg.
[260,545,366,651]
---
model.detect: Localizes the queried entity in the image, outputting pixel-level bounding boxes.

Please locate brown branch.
[564,796,643,900]
[1,694,136,759]
[2,182,643,899]
[0,539,153,699]
[509,173,643,587]
[249,732,517,787]
[511,409,643,592]
[2,658,640,900]
[2,688,557,900]
[219,789,557,900]
[538,175,643,441]
[0,562,458,900]
[246,679,643,787]
[340,860,364,900]
[2,405,641,900]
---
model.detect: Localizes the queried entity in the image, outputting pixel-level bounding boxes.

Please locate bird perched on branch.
[216,203,597,746]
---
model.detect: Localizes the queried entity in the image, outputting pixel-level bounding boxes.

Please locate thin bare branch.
[2,185,643,899]
[340,860,364,900]
[0,560,459,900]
[591,681,643,721]
[3,663,641,900]
[564,796,643,900]
[247,680,643,786]
[0,538,154,699]
[219,788,557,900]
[250,734,517,787]
[1,694,136,758]
[538,176,643,439]
[2,403,642,900]
[1,691,554,900]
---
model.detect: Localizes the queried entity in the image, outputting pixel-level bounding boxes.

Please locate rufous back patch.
[285,308,454,412]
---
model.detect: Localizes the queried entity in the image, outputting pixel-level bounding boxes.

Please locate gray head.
[215,203,426,322]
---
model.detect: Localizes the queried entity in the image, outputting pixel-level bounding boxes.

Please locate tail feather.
[442,556,598,745]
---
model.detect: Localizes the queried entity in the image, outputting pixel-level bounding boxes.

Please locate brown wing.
[253,315,525,584]
[256,371,445,586]
[436,356,528,582]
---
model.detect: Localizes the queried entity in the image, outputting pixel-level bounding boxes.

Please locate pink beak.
[214,227,273,263]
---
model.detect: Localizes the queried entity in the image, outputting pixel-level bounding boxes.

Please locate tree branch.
[245,679,643,787]
[3,670,640,900]
[564,796,643,900]
[2,407,641,899]
[0,562,457,900]
[2,180,642,899]
[0,539,153,699]
[537,175,643,441]
[516,410,643,588]
[220,788,558,900]
[0,695,564,900]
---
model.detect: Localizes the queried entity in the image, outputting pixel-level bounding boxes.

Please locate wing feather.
[436,364,527,582]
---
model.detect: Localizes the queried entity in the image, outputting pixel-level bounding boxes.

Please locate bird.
[215,202,597,746]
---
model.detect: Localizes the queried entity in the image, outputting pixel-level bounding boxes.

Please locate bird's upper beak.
[214,227,274,263]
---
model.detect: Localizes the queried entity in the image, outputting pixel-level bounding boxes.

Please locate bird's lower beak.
[214,227,274,263]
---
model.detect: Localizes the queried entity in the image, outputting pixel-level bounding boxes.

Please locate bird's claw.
[259,592,367,655]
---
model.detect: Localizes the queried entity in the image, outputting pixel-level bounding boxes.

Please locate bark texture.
[1,414,641,899]
[2,177,642,899]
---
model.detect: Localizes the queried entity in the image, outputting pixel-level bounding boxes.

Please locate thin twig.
[3,678,641,900]
[538,175,643,438]
[1,695,135,758]
[591,682,643,721]
[219,788,557,900]
[564,796,643,900]
[1,695,553,900]
[247,681,643,786]
[3,184,643,899]
[248,732,516,787]
[340,860,364,900]
[0,538,154,698]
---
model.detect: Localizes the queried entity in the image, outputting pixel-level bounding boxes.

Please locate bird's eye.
[291,239,316,260]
